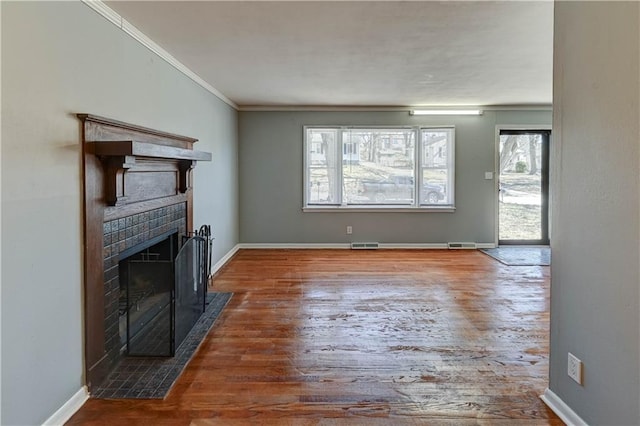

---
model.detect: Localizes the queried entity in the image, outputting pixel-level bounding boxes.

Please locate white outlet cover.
[568,352,583,385]
[484,171,493,180]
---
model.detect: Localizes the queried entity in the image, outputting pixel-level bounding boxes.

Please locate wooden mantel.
[79,114,212,207]
[78,113,199,147]
[78,113,211,391]
[86,140,211,206]
[87,140,212,161]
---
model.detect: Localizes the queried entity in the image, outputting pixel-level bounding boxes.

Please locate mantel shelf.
[87,140,212,162]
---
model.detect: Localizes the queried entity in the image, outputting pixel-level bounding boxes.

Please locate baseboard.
[379,243,447,249]
[211,244,241,275]
[238,243,351,249]
[42,386,89,426]
[239,243,495,250]
[476,243,497,249]
[540,388,588,426]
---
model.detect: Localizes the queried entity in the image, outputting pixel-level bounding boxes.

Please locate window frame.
[303,125,456,212]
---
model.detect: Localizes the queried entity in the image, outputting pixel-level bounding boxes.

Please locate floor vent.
[351,242,380,250]
[447,242,477,249]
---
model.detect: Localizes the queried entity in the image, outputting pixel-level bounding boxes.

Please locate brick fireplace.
[78,114,211,391]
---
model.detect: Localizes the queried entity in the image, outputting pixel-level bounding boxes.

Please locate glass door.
[498,130,550,245]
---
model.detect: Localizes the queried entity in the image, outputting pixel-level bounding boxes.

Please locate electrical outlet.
[346,226,353,235]
[568,352,583,385]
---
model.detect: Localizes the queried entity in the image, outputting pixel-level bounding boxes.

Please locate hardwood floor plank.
[67,249,561,425]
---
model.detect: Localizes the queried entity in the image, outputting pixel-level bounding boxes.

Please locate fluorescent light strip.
[410,109,483,116]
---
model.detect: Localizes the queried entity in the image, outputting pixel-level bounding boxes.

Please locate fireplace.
[79,114,212,391]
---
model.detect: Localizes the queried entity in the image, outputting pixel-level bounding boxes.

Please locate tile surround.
[102,203,187,375]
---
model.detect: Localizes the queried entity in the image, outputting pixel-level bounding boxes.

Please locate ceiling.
[106,1,553,108]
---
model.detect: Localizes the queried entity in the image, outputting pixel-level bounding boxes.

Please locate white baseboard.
[379,243,447,249]
[238,243,350,249]
[541,388,588,426]
[42,386,89,426]
[476,243,497,249]
[238,243,495,250]
[211,244,241,275]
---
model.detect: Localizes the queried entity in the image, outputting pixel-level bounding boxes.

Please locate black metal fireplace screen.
[118,227,210,357]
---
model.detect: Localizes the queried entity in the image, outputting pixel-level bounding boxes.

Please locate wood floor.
[68,249,562,425]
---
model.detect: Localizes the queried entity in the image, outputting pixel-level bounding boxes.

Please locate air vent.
[351,242,380,250]
[447,242,477,249]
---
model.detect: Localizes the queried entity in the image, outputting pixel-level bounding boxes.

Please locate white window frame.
[303,125,455,212]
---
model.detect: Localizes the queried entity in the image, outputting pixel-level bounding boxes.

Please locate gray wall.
[1,2,238,424]
[239,110,550,244]
[550,2,639,424]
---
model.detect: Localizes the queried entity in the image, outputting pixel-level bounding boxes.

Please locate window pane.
[421,129,453,205]
[304,126,454,209]
[306,129,339,204]
[343,129,415,205]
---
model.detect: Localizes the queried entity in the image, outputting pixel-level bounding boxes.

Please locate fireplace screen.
[174,235,207,350]
[118,229,208,357]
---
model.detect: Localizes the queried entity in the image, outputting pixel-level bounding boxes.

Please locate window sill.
[302,205,456,213]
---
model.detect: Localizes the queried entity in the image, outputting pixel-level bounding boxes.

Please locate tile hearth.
[92,292,232,399]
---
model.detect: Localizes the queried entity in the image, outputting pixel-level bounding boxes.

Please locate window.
[304,126,455,209]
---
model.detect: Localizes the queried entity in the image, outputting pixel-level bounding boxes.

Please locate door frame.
[494,125,552,246]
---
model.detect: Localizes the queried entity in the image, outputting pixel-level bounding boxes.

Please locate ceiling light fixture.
[410,109,483,116]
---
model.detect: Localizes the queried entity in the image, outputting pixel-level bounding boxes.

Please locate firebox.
[119,230,177,356]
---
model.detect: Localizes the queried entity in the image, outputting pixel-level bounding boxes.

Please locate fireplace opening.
[119,229,178,357]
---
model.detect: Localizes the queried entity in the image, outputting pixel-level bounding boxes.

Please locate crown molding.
[238,104,552,112]
[81,0,238,110]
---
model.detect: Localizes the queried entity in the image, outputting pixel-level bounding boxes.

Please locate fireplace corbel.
[78,114,211,391]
